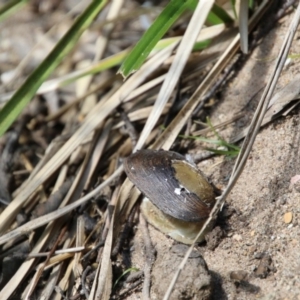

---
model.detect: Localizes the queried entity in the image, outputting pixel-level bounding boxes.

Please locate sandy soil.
[128,10,300,300]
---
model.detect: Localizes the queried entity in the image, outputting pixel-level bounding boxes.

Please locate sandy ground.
[129,10,300,300]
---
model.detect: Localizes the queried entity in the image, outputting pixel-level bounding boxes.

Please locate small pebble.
[284,212,293,224]
[291,239,298,246]
[229,270,248,282]
[232,234,242,241]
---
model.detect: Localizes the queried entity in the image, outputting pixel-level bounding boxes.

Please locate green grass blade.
[0,0,108,137]
[179,116,240,158]
[113,267,139,288]
[179,133,240,157]
[207,3,234,25]
[57,49,130,88]
[230,0,237,19]
[179,134,220,143]
[119,0,197,78]
[0,0,28,22]
[248,0,254,10]
[206,148,240,157]
[193,39,211,51]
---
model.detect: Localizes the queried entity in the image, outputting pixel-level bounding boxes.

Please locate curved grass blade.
[113,268,139,288]
[119,0,197,78]
[0,0,108,137]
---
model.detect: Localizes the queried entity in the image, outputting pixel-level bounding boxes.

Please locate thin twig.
[139,213,156,300]
[25,226,68,299]
[118,279,143,297]
[118,107,138,147]
[111,204,138,257]
[81,240,105,262]
[81,266,92,299]
[0,166,123,246]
